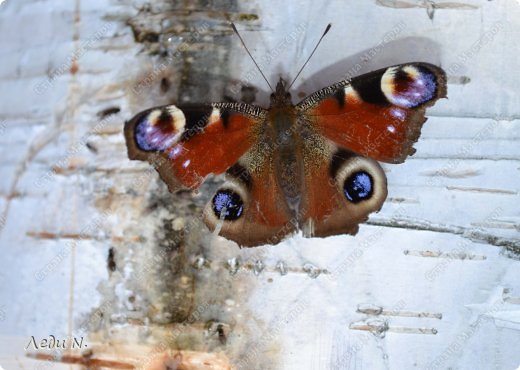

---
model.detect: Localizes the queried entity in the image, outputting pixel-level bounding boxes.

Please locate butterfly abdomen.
[269,106,305,217]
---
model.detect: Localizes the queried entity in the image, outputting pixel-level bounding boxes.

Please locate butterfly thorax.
[267,78,304,218]
[268,78,297,144]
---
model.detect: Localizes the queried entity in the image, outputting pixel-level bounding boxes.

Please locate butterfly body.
[266,78,304,217]
[125,63,447,246]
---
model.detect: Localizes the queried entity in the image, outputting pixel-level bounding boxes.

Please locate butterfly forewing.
[124,103,266,191]
[297,63,447,163]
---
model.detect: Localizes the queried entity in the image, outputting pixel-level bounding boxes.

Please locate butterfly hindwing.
[124,103,266,191]
[297,63,447,163]
[202,133,296,246]
[296,119,388,239]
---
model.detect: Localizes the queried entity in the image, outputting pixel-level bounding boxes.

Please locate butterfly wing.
[124,103,266,191]
[296,63,447,238]
[297,63,447,163]
[202,148,297,247]
[125,102,295,246]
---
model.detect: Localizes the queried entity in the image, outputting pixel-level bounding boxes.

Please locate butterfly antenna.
[231,22,274,92]
[288,23,332,90]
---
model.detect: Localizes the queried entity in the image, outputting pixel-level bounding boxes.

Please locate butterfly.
[124,25,447,247]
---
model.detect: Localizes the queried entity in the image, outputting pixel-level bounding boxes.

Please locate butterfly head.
[270,77,292,107]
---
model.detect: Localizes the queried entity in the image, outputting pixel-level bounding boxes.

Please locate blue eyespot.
[134,109,177,152]
[212,190,244,221]
[343,171,373,203]
[388,66,438,108]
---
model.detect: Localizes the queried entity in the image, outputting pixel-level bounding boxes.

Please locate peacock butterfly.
[124,24,447,247]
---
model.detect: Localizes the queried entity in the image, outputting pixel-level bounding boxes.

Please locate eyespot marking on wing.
[330,150,387,211]
[343,171,374,203]
[134,106,185,151]
[212,189,244,221]
[381,65,439,108]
